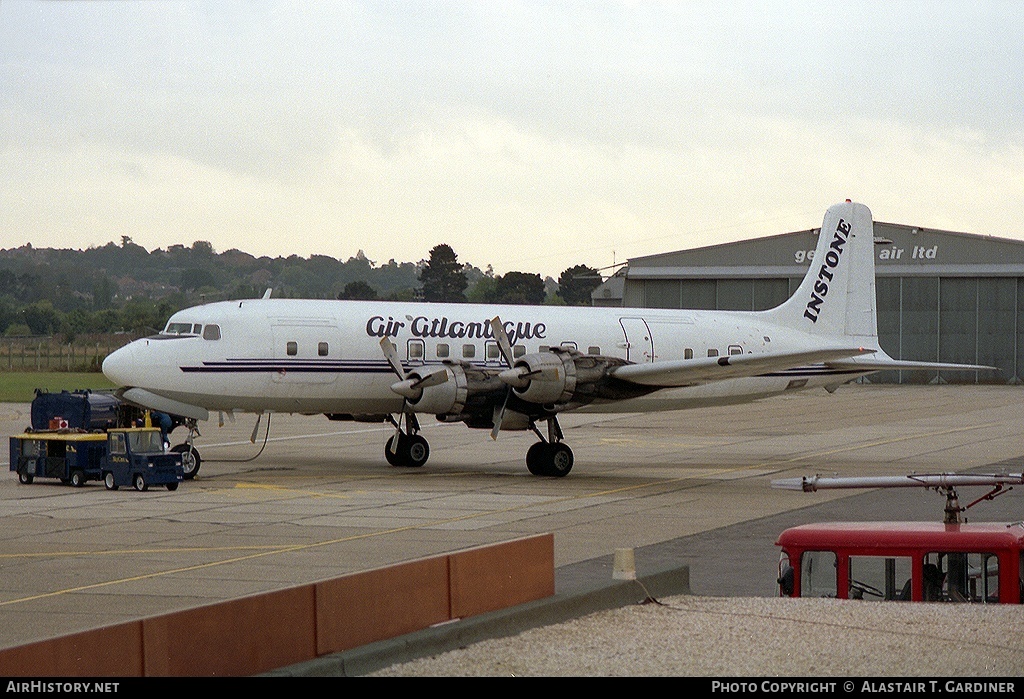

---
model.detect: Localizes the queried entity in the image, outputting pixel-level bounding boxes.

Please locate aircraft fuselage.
[103,299,865,416]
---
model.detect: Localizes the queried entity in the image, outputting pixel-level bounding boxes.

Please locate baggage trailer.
[10,427,184,491]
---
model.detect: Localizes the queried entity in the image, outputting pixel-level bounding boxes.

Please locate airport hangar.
[591,220,1024,384]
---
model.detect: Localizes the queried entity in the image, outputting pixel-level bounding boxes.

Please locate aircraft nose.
[102,342,139,387]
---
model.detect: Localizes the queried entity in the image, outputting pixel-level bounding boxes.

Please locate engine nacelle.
[405,364,466,415]
[499,349,650,409]
[404,352,649,425]
[405,362,504,417]
[509,351,577,405]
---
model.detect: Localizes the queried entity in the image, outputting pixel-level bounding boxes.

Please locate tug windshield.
[127,430,165,454]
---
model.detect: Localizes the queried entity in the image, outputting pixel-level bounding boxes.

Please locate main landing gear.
[384,412,430,468]
[526,416,574,477]
[383,412,574,477]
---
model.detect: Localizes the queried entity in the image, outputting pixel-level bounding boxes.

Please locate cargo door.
[271,320,337,385]
[619,317,654,363]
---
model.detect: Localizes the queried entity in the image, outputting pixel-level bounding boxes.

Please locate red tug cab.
[774,474,1024,604]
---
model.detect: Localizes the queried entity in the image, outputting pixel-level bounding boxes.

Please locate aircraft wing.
[609,347,873,388]
[825,353,999,373]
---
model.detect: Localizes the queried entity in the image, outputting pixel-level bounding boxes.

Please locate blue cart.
[10,427,184,492]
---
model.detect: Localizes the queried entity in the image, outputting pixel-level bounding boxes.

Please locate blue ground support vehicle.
[10,427,184,491]
[28,388,198,480]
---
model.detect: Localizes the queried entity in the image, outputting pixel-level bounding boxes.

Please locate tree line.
[0,239,602,341]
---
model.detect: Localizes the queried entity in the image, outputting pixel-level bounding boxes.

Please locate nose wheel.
[170,419,202,479]
[171,443,202,479]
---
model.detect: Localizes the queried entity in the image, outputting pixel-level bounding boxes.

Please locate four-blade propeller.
[489,317,522,440]
[379,337,449,453]
[380,337,449,398]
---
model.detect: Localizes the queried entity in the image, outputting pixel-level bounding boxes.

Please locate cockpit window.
[164,322,202,336]
[202,324,221,341]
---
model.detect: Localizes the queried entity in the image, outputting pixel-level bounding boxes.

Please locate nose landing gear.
[170,418,202,479]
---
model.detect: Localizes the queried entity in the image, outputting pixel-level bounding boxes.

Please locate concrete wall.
[0,533,554,677]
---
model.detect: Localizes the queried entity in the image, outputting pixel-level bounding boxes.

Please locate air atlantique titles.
[803,217,852,324]
[366,315,547,345]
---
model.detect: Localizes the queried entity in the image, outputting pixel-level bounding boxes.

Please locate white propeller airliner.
[101,201,992,478]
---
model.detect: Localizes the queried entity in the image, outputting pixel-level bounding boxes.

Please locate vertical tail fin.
[764,201,878,346]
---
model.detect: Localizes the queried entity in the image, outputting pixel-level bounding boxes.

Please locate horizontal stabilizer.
[121,387,210,422]
[610,347,873,387]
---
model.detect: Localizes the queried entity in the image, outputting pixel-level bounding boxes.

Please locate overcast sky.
[1,1,1022,279]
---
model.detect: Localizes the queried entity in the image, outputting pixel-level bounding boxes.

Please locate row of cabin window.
[280,341,597,359]
[284,341,331,357]
[278,341,744,359]
[702,347,742,358]
[167,323,742,361]
[686,347,743,359]
[165,322,746,360]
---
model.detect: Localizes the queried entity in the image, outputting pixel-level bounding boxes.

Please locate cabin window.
[561,341,577,350]
[462,344,476,359]
[707,348,719,357]
[588,346,600,355]
[924,552,999,603]
[408,340,424,360]
[848,555,912,601]
[486,342,500,361]
[436,343,450,359]
[286,341,297,356]
[539,345,550,353]
[513,345,526,358]
[203,324,221,341]
[684,348,693,360]
[729,345,742,356]
[318,342,329,357]
[800,551,837,598]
